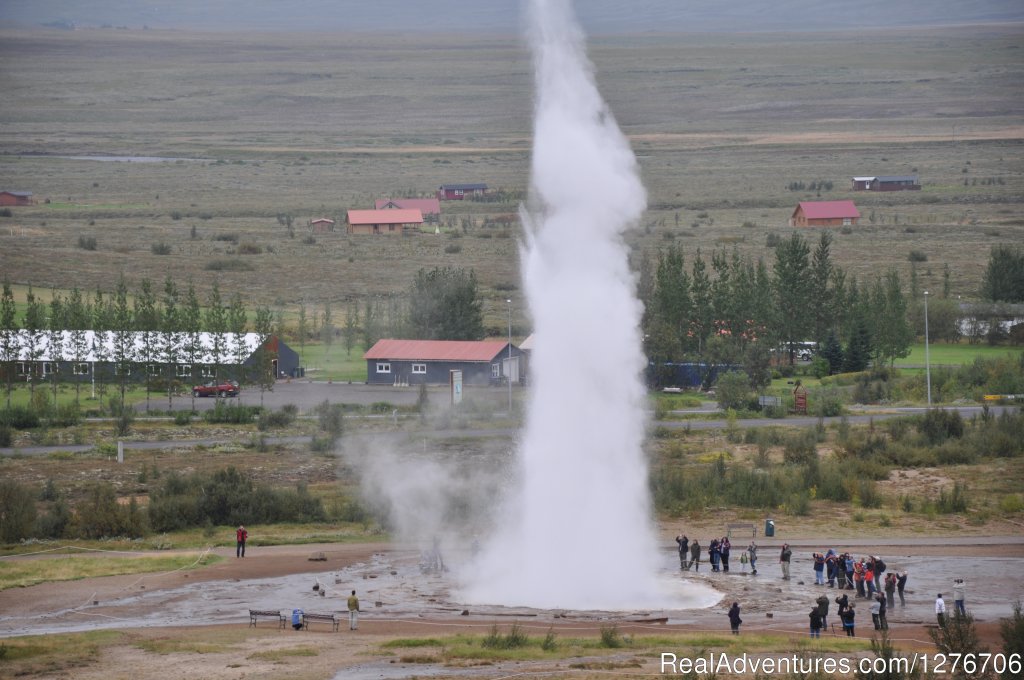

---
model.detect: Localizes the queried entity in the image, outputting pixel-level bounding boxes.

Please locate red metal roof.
[347,209,423,225]
[794,200,860,219]
[374,198,441,214]
[364,339,508,362]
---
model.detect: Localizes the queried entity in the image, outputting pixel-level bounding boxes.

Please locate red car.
[192,380,239,398]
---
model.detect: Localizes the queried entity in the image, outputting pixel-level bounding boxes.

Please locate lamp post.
[924,290,931,407]
[506,299,513,414]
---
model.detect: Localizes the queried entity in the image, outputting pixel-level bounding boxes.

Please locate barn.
[0,191,34,206]
[375,198,441,222]
[308,218,335,233]
[437,183,487,200]
[363,338,523,386]
[852,175,921,192]
[790,200,860,227]
[347,209,423,235]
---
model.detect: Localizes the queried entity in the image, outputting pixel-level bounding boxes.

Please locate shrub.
[918,409,965,445]
[170,210,182,220]
[0,207,12,217]
[212,232,239,243]
[151,242,172,255]
[49,403,82,427]
[908,249,928,262]
[715,370,754,411]
[301,235,316,245]
[0,423,11,447]
[783,429,817,464]
[204,259,255,272]
[482,624,529,649]
[173,411,192,426]
[1001,601,1024,680]
[203,403,261,424]
[444,244,462,254]
[237,242,263,255]
[77,235,97,250]
[0,479,37,542]
[0,406,41,429]
[599,625,624,648]
[937,481,969,513]
[258,405,297,430]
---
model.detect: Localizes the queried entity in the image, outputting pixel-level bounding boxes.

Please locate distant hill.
[1,0,1022,34]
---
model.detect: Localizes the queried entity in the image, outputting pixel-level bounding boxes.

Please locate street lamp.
[924,290,932,407]
[506,299,513,414]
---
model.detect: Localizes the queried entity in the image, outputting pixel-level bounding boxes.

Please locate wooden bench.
[302,612,340,632]
[249,609,286,629]
[727,523,756,538]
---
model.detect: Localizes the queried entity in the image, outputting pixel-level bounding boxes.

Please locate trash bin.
[764,519,775,537]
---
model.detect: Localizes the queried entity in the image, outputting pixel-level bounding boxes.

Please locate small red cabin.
[790,200,860,227]
[0,191,33,206]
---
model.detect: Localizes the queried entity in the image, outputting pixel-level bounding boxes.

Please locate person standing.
[870,595,881,630]
[876,592,888,630]
[748,542,758,575]
[291,608,303,631]
[816,594,830,630]
[727,601,742,635]
[896,571,908,607]
[780,544,792,581]
[709,539,720,572]
[935,594,947,627]
[884,573,896,609]
[953,579,966,616]
[740,550,749,573]
[809,606,823,638]
[841,604,856,637]
[236,525,248,558]
[675,534,689,570]
[347,590,360,630]
[721,537,731,573]
[813,552,825,585]
[690,539,701,572]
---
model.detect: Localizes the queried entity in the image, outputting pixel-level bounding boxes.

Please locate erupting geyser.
[461,0,664,609]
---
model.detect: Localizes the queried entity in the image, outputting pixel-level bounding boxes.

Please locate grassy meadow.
[0,25,1021,333]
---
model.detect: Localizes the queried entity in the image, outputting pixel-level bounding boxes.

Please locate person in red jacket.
[236,525,248,558]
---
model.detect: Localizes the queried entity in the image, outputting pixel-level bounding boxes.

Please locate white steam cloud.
[459,0,662,609]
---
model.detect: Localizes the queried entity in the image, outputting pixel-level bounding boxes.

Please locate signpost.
[450,370,463,406]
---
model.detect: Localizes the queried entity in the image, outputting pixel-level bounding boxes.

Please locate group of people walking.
[808,550,908,605]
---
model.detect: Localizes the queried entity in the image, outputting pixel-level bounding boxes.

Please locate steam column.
[506,299,513,414]
[924,290,931,407]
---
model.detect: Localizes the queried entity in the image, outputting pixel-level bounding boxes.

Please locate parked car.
[192,380,239,398]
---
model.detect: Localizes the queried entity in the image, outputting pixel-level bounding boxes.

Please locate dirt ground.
[3,534,1021,680]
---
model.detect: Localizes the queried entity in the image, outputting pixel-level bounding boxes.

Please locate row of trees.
[0,276,277,412]
[640,231,934,389]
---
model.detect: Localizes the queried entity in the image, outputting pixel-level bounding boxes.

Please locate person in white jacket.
[952,579,966,616]
[935,593,947,627]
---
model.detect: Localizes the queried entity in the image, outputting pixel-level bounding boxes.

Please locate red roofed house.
[347,209,423,235]
[790,200,860,227]
[375,198,441,223]
[364,338,523,386]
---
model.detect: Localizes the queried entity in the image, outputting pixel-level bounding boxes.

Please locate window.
[114,364,131,376]
[16,362,28,376]
[491,363,500,378]
[201,365,215,378]
[412,363,426,374]
[376,362,391,374]
[42,362,56,375]
[73,363,90,375]
[842,218,852,226]
[147,364,160,376]
[176,364,192,377]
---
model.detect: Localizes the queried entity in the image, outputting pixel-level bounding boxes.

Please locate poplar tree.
[65,288,91,407]
[252,305,275,406]
[343,303,359,357]
[227,292,247,392]
[46,291,66,406]
[182,280,202,410]
[133,278,158,412]
[158,277,181,409]
[0,281,18,408]
[772,233,813,364]
[111,275,134,405]
[23,286,47,402]
[204,282,227,397]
